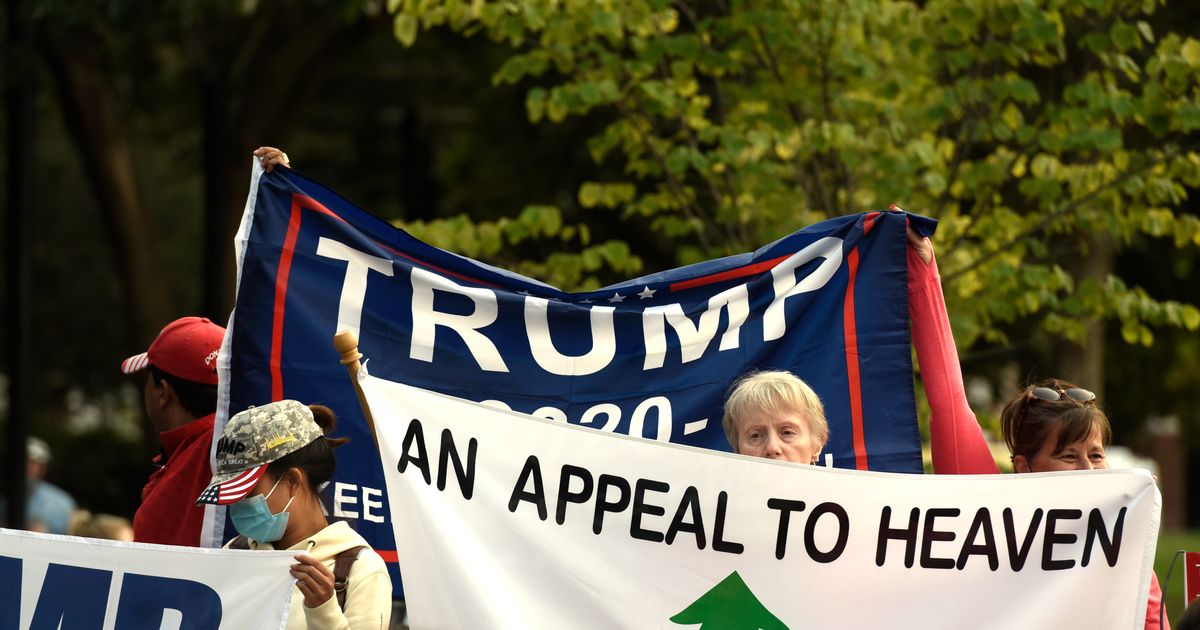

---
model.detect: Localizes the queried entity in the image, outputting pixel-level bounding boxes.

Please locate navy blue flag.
[216,163,936,593]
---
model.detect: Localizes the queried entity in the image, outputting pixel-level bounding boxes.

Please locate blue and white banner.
[0,528,294,629]
[363,375,1160,629]
[216,161,933,590]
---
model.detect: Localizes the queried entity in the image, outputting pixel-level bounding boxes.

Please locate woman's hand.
[254,146,291,173]
[906,226,933,266]
[291,552,336,608]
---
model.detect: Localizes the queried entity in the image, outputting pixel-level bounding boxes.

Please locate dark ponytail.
[266,404,349,493]
[309,405,350,448]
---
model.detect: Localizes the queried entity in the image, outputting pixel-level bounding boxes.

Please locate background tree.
[388,0,1200,427]
[390,0,1200,327]
[0,0,639,517]
[3,0,1199,562]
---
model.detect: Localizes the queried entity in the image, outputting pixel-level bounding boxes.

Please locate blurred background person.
[24,436,76,534]
[70,509,134,541]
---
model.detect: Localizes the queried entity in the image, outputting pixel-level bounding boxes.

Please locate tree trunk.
[1053,232,1114,398]
[195,12,377,320]
[36,34,173,346]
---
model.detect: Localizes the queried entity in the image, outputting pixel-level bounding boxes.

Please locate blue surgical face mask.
[229,477,295,543]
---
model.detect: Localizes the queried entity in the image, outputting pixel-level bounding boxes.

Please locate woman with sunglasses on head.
[1002,381,1108,473]
[906,222,1163,626]
[910,225,1165,626]
[197,400,392,630]
[999,379,1167,629]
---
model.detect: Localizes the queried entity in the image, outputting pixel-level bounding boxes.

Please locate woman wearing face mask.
[999,380,1167,629]
[196,400,391,629]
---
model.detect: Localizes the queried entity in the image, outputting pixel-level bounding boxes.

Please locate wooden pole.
[332,329,379,448]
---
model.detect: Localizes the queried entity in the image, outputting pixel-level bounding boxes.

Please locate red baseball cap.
[120,317,226,385]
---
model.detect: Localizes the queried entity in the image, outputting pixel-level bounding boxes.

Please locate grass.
[1154,529,1200,627]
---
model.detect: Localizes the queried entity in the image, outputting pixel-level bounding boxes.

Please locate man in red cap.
[121,316,226,546]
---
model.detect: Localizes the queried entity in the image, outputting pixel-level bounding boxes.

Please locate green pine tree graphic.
[669,571,790,630]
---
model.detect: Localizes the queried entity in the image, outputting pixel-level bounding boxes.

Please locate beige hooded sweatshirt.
[235,521,392,629]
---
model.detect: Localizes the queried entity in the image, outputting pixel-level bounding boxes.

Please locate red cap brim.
[120,352,151,375]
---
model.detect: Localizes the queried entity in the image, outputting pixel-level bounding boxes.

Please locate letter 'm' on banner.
[642,284,749,370]
[316,238,395,339]
[410,267,509,372]
[1,556,22,627]
[764,237,843,341]
[1,529,293,629]
[114,573,222,630]
[31,563,112,630]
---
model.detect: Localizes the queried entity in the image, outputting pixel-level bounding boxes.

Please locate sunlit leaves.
[389,0,1200,347]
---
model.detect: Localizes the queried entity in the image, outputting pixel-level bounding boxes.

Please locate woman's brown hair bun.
[309,404,349,447]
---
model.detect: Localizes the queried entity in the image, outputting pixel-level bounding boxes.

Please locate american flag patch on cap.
[195,464,267,505]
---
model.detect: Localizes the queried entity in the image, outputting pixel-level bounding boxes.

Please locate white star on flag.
[638,286,656,299]
[607,293,626,303]
[579,298,593,304]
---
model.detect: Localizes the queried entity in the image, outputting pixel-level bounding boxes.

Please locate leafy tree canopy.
[388,0,1200,351]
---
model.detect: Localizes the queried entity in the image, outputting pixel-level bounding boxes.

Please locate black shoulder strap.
[333,546,367,610]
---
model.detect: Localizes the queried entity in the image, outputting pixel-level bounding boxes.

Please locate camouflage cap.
[195,399,324,505]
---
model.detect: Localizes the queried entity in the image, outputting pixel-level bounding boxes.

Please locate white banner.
[0,528,295,629]
[361,373,1162,629]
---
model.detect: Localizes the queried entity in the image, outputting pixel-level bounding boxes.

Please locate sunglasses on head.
[1027,386,1096,403]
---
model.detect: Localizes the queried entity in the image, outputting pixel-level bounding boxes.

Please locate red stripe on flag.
[843,247,869,470]
[266,192,501,401]
[669,254,790,292]
[376,550,399,563]
[293,194,498,289]
[292,195,350,226]
[863,211,880,235]
[270,201,304,401]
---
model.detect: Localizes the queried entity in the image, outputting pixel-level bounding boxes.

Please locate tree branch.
[941,150,1184,284]
[615,101,716,254]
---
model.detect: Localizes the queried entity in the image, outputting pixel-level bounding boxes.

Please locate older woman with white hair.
[722,225,996,475]
[723,370,829,464]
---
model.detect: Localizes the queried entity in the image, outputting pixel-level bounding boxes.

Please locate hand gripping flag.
[214,160,935,593]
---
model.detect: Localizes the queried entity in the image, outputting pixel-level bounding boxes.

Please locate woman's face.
[1014,428,1108,473]
[246,471,296,514]
[734,410,823,465]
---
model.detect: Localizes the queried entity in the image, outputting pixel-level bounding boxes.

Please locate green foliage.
[389,0,1200,349]
[399,206,643,290]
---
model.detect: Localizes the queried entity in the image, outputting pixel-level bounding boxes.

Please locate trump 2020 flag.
[362,374,1161,629]
[0,529,294,629]
[215,160,930,589]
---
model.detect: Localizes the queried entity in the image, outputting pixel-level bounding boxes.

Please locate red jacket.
[133,413,215,546]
